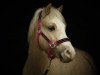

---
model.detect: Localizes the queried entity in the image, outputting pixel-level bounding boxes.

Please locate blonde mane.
[28,8,43,43]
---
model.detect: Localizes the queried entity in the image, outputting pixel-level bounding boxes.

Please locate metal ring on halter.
[49,42,56,48]
[38,30,41,35]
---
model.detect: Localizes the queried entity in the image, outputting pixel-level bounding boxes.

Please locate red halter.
[36,11,70,60]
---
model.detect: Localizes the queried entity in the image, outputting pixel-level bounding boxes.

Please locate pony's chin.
[60,57,72,63]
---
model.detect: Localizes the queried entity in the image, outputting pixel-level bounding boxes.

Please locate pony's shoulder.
[75,48,94,62]
[75,48,97,72]
[75,48,93,60]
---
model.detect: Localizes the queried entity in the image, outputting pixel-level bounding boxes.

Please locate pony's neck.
[27,35,49,75]
[26,8,51,75]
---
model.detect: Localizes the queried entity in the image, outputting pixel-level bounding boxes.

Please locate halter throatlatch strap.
[37,11,70,60]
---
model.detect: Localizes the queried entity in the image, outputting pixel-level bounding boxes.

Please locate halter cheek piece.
[37,11,70,60]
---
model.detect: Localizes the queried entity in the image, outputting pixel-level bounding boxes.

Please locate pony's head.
[28,4,76,63]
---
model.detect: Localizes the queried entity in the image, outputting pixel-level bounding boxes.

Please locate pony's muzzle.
[60,49,76,63]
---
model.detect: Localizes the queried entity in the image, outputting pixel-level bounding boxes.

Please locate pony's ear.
[42,3,52,18]
[45,3,52,15]
[58,5,63,13]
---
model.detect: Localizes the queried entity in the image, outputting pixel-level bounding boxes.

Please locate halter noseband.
[37,11,70,60]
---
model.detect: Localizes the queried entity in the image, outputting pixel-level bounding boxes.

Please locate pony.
[23,3,96,75]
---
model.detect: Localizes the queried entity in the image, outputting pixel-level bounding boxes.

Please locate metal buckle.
[49,42,56,48]
[38,30,41,35]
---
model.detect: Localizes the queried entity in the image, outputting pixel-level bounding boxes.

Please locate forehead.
[42,8,66,26]
[42,15,65,28]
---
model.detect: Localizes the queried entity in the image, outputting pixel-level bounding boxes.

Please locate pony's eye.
[48,26,55,31]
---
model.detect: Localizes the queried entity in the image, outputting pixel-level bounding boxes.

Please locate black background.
[1,0,99,75]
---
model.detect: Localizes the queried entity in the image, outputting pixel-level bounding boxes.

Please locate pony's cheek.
[39,36,49,51]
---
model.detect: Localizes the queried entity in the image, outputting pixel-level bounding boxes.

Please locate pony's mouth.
[59,53,72,63]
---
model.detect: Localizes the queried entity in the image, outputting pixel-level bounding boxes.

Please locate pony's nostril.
[64,50,71,58]
[66,50,70,55]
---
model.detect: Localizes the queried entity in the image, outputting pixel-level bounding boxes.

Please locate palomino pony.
[23,4,96,75]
